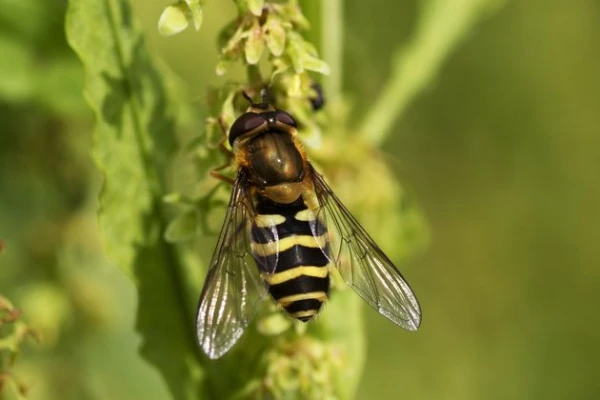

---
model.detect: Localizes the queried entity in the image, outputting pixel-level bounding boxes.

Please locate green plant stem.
[299,0,342,101]
[299,0,321,50]
[358,0,505,146]
[321,0,343,101]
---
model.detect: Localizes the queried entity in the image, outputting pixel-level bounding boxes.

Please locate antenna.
[241,90,253,105]
[260,87,268,104]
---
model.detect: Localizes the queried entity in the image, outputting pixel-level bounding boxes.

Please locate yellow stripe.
[295,209,326,229]
[254,214,286,228]
[263,265,329,285]
[295,209,317,222]
[277,291,328,306]
[251,234,327,257]
[291,310,318,319]
[302,190,320,212]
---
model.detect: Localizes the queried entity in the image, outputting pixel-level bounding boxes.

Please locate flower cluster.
[162,0,331,241]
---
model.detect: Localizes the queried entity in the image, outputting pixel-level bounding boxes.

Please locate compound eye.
[229,112,265,145]
[275,110,297,128]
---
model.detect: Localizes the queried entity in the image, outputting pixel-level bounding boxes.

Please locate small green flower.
[264,14,287,56]
[244,20,266,64]
[158,0,203,37]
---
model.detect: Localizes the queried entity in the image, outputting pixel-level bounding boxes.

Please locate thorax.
[238,132,306,204]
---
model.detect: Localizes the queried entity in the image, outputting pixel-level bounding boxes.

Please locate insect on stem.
[196,99,422,359]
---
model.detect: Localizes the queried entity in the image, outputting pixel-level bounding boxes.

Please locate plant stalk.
[321,0,343,101]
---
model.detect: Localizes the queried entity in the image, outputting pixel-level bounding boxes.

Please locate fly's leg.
[216,116,233,157]
[209,116,235,185]
[210,168,235,185]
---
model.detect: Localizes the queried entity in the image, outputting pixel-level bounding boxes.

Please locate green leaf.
[264,15,286,57]
[158,1,203,36]
[285,32,330,75]
[65,1,204,399]
[215,55,232,76]
[244,23,265,65]
[286,33,305,73]
[158,2,191,37]
[0,35,36,102]
[164,209,199,242]
[248,0,265,17]
[184,0,204,30]
[36,56,88,116]
[302,55,331,75]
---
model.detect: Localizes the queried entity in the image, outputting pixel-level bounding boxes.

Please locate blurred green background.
[1,0,599,399]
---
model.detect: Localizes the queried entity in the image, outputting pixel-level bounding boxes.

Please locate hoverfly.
[196,91,421,359]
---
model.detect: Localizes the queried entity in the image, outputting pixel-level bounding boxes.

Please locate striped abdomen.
[251,197,330,322]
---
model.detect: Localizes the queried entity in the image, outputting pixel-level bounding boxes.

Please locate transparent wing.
[196,172,268,359]
[310,164,422,330]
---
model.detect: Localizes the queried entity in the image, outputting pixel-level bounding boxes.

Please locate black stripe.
[253,244,329,273]
[269,275,330,300]
[284,299,323,314]
[251,196,326,243]
[256,196,306,214]
[251,218,326,243]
